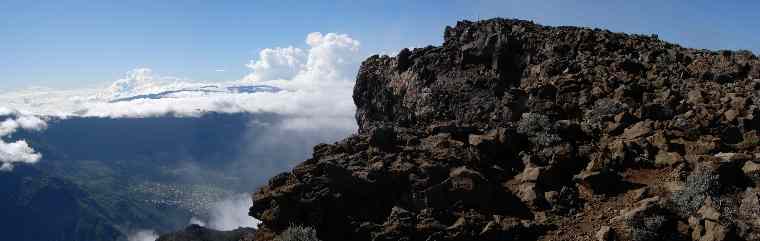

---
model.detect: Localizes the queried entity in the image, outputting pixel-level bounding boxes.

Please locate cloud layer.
[0,32,362,134]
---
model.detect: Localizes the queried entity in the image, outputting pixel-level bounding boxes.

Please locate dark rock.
[369,125,397,151]
[574,169,624,194]
[157,225,257,241]
[596,225,614,241]
[424,167,496,210]
[246,18,760,241]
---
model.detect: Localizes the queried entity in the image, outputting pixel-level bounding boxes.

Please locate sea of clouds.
[0,32,362,171]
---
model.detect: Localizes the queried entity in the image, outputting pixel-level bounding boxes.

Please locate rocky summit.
[244,18,760,241]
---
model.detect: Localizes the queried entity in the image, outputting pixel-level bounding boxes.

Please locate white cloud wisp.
[189,193,261,231]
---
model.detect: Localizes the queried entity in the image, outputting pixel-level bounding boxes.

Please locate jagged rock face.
[250,18,760,241]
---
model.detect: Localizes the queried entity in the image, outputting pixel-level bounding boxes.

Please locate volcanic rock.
[243,18,760,241]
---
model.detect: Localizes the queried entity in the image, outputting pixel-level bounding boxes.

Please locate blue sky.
[1,0,759,91]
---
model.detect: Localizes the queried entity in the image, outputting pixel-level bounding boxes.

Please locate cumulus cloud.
[127,229,158,241]
[108,68,156,98]
[14,115,47,131]
[0,112,46,171]
[244,32,361,90]
[0,140,41,171]
[245,46,307,82]
[189,194,260,231]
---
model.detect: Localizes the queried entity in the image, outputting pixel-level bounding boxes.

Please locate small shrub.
[517,113,561,147]
[738,131,760,149]
[668,166,719,217]
[589,99,628,119]
[275,225,321,241]
[551,186,582,215]
[739,189,760,226]
[628,215,667,241]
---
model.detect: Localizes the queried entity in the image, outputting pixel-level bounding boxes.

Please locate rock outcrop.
[249,18,760,241]
[157,225,257,241]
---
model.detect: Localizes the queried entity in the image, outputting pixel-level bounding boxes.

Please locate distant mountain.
[108,85,282,103]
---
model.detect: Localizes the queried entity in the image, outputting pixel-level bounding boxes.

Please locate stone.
[157,225,257,241]
[685,199,740,241]
[724,109,739,122]
[424,167,495,209]
[613,196,662,222]
[743,161,760,179]
[632,187,650,201]
[739,188,760,226]
[468,127,514,159]
[714,152,753,162]
[369,126,397,150]
[620,121,654,140]
[516,182,543,207]
[655,151,684,167]
[697,201,721,221]
[686,137,720,155]
[519,165,542,183]
[688,90,704,104]
[595,225,614,241]
[702,220,730,241]
[574,169,623,195]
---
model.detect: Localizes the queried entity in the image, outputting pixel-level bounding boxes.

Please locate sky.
[1,0,759,91]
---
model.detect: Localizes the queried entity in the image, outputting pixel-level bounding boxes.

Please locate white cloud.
[243,32,361,90]
[0,119,20,137]
[15,115,47,131]
[108,68,155,97]
[245,46,306,82]
[0,140,41,170]
[189,193,261,231]
[127,229,158,241]
[0,112,47,171]
[299,32,361,84]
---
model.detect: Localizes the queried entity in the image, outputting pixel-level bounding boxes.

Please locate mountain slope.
[247,18,760,241]
[0,165,123,241]
[2,111,344,241]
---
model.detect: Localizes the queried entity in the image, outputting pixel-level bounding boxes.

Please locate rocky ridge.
[245,18,760,241]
